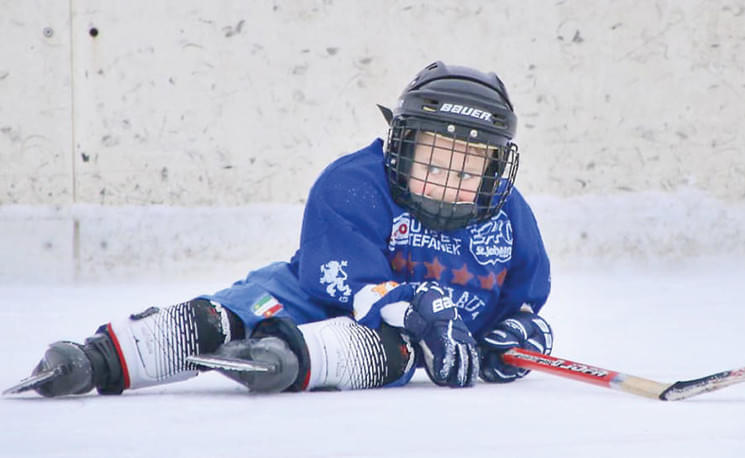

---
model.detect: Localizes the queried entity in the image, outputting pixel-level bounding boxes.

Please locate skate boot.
[189,337,300,393]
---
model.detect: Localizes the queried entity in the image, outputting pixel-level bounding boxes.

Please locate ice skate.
[4,342,94,397]
[188,337,299,393]
[4,331,124,397]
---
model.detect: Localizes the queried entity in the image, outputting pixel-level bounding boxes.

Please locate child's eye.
[427,165,443,175]
[459,172,476,180]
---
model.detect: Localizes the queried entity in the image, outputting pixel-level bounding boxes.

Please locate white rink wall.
[3,192,744,283]
[1,0,744,282]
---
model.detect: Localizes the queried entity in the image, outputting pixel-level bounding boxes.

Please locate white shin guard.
[108,302,231,390]
[299,316,414,391]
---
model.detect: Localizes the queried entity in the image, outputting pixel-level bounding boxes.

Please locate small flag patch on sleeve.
[251,294,284,318]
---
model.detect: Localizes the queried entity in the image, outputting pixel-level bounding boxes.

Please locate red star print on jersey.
[478,271,498,290]
[407,253,419,276]
[390,252,407,272]
[451,264,474,286]
[423,257,445,281]
[496,267,507,287]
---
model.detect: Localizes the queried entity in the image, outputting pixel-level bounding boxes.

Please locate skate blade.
[187,355,276,373]
[3,367,63,396]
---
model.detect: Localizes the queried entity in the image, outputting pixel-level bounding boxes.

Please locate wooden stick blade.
[659,367,745,401]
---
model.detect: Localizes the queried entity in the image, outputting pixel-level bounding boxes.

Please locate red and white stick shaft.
[502,347,669,399]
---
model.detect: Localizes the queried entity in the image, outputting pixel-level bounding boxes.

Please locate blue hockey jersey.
[282,138,551,337]
[205,138,550,336]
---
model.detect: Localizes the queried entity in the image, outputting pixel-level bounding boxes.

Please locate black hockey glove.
[403,282,479,388]
[479,311,553,383]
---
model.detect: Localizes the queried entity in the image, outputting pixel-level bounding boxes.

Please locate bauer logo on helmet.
[439,103,492,122]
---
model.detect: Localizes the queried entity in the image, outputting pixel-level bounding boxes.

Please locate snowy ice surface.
[2,259,745,458]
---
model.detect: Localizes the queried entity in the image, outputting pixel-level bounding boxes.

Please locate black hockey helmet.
[379,61,519,232]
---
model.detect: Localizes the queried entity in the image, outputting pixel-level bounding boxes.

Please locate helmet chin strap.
[408,193,476,232]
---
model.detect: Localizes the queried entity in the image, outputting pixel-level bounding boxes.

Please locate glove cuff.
[402,308,428,341]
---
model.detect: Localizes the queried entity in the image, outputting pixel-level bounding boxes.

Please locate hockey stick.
[502,347,745,401]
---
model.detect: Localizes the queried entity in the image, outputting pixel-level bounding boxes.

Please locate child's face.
[408,132,489,204]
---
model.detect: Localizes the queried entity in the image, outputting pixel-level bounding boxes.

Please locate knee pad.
[298,317,416,391]
[377,322,417,387]
[106,299,244,390]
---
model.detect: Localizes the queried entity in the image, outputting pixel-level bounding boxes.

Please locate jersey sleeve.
[495,188,551,319]
[291,153,409,326]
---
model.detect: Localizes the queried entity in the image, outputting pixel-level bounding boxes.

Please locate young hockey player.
[8,61,553,397]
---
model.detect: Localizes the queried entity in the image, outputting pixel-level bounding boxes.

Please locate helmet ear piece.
[385,122,416,186]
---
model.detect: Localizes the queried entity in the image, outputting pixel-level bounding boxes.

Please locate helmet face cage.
[382,62,520,232]
[385,116,519,232]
